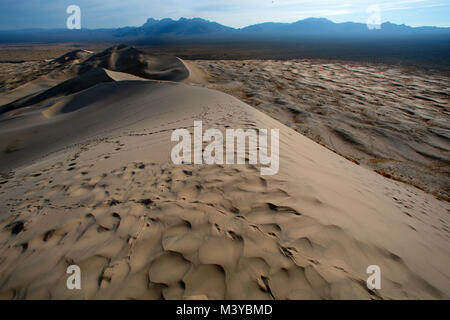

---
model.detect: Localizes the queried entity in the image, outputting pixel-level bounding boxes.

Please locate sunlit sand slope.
[0,80,448,299]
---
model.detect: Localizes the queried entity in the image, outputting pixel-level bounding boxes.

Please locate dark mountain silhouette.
[241,17,450,35]
[242,17,343,33]
[112,18,235,38]
[1,17,449,43]
[142,17,234,34]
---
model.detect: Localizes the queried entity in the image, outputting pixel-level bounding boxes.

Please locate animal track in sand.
[0,157,443,299]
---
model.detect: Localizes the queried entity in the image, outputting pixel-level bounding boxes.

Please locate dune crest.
[77,45,189,82]
[0,74,448,299]
[0,45,191,115]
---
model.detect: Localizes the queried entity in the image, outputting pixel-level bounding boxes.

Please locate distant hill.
[113,18,235,38]
[1,17,449,43]
[241,17,450,35]
[142,17,235,35]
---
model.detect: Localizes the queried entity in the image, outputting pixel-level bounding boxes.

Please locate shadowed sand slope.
[0,80,449,300]
[0,68,151,115]
[52,49,92,64]
[78,45,189,82]
[0,45,190,115]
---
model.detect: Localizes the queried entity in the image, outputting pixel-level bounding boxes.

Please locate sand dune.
[0,74,65,107]
[77,45,189,82]
[196,60,450,201]
[52,49,92,64]
[0,82,449,299]
[0,47,449,300]
[1,45,190,115]
[0,68,150,115]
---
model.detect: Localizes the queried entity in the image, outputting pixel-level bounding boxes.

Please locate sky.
[0,0,449,30]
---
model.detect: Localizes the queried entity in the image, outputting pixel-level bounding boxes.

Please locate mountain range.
[1,17,450,43]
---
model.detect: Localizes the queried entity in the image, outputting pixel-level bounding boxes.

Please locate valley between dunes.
[0,46,448,299]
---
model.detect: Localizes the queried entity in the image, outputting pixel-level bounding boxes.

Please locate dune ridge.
[0,75,448,299]
[0,45,190,115]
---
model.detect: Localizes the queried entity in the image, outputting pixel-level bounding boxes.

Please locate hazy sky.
[1,0,449,30]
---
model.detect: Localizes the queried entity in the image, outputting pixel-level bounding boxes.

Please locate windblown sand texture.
[196,60,450,201]
[0,46,449,300]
